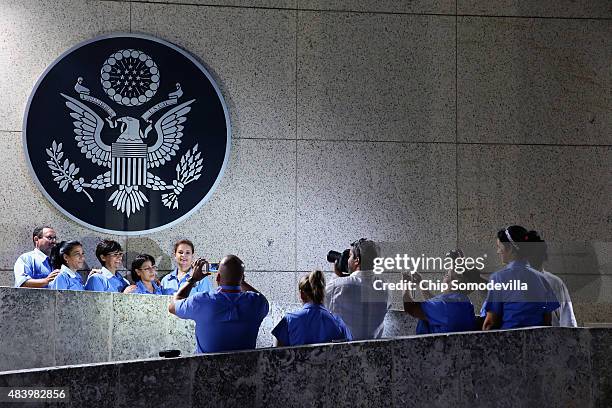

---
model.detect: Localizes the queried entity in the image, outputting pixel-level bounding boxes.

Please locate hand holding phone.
[190,258,211,282]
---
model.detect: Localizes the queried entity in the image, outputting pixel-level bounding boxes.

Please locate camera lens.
[327,250,341,263]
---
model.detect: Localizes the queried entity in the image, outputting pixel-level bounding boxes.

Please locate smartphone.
[207,263,219,273]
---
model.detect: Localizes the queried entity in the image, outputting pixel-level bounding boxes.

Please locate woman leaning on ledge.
[272,270,353,347]
[124,254,163,295]
[481,225,560,330]
[84,240,130,293]
[160,239,214,296]
[48,240,85,291]
[402,249,479,334]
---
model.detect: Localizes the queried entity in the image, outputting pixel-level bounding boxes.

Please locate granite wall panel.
[458,17,611,145]
[297,11,455,143]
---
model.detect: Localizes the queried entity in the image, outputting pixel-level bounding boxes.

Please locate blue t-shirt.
[272,303,353,346]
[48,265,84,291]
[481,260,560,329]
[131,280,163,295]
[416,292,475,334]
[13,249,53,287]
[174,285,269,353]
[85,267,129,293]
[160,268,214,296]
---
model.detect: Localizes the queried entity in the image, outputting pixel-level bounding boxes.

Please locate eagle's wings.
[147,99,195,168]
[60,93,111,167]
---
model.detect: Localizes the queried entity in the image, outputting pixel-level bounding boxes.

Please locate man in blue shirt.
[168,255,269,353]
[14,226,59,288]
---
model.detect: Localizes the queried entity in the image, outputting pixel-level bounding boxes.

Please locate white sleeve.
[559,283,578,327]
[325,280,340,312]
[13,257,30,287]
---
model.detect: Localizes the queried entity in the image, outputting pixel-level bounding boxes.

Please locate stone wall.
[0,286,415,372]
[0,1,609,316]
[0,327,609,407]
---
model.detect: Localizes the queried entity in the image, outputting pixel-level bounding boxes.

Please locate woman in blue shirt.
[272,270,352,346]
[403,250,477,334]
[48,241,85,291]
[481,225,560,330]
[126,254,162,295]
[84,239,130,293]
[160,239,214,296]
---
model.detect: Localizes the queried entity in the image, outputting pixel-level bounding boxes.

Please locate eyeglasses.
[44,235,57,241]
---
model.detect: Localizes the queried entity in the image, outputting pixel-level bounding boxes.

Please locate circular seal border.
[22,32,232,236]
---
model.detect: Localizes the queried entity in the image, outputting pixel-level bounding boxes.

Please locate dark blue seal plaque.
[23,33,231,235]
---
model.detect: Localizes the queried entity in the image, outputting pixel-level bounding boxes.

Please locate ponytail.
[49,240,82,269]
[525,230,548,270]
[299,269,326,304]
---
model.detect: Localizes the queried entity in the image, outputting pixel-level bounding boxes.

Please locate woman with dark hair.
[524,230,577,327]
[481,225,560,330]
[126,254,162,295]
[272,270,352,347]
[160,239,214,296]
[48,240,85,291]
[84,240,130,292]
[403,249,480,334]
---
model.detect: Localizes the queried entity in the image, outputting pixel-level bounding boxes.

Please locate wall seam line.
[2,130,610,147]
[294,7,299,303]
[108,293,114,361]
[52,291,58,366]
[455,4,459,251]
[104,1,612,20]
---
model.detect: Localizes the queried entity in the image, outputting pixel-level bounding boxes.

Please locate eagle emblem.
[45,49,204,217]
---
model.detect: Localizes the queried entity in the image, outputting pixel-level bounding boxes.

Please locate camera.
[327,249,350,274]
[159,349,181,358]
[207,263,219,273]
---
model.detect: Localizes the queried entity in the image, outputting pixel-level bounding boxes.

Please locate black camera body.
[327,249,350,274]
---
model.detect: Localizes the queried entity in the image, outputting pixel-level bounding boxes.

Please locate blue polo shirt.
[416,292,476,334]
[48,265,84,291]
[13,248,53,287]
[174,285,269,353]
[481,260,560,329]
[272,303,353,346]
[132,280,163,295]
[160,268,214,296]
[85,267,130,293]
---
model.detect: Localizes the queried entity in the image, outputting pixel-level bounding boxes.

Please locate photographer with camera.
[325,238,391,340]
[168,255,269,353]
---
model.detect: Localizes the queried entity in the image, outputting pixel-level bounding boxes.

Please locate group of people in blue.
[13,229,214,296]
[13,224,575,354]
[402,225,574,333]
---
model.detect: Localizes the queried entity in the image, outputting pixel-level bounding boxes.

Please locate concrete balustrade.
[0,327,609,407]
[0,287,416,372]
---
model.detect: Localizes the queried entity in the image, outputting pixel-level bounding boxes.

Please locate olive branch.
[46,140,93,202]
